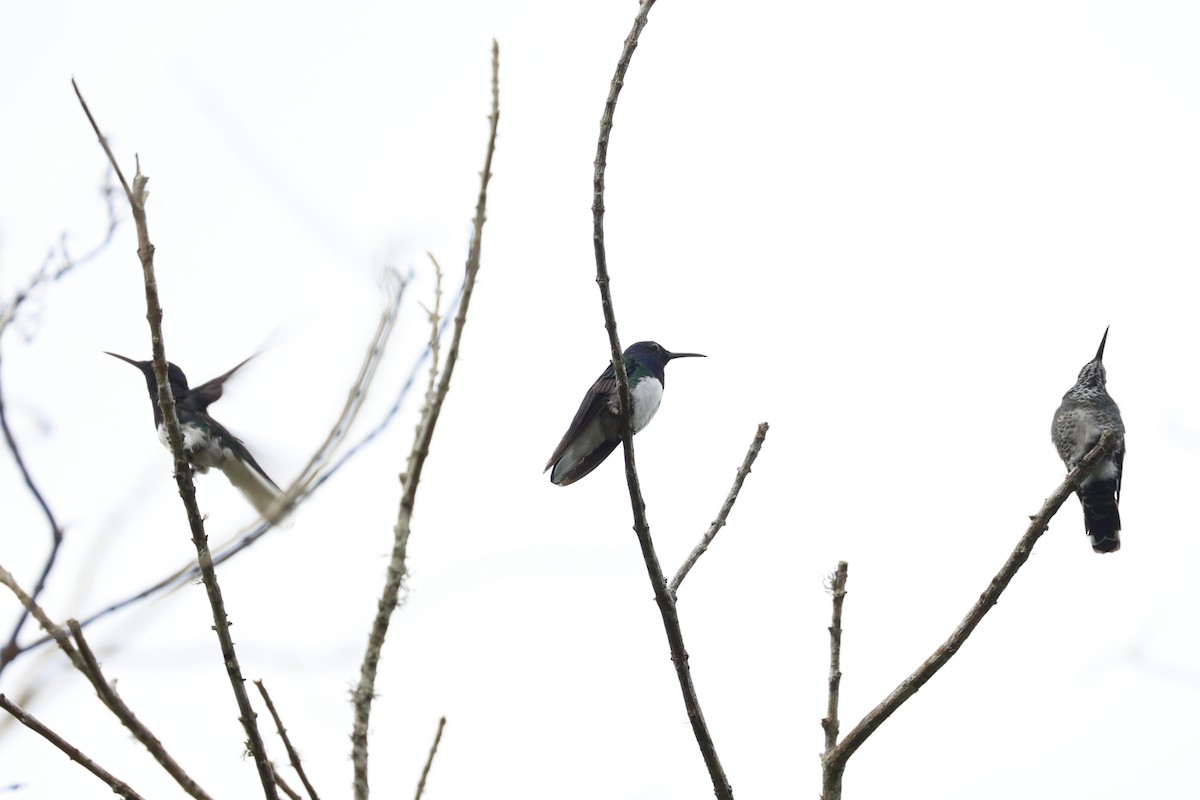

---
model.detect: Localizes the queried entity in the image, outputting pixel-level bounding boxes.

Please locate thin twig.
[0,694,147,800]
[820,431,1121,798]
[351,41,499,800]
[669,423,769,597]
[0,565,81,670]
[0,171,118,337]
[821,562,848,761]
[590,4,734,798]
[252,268,409,525]
[0,568,212,799]
[413,717,446,800]
[69,621,214,800]
[73,78,278,799]
[0,376,63,666]
[272,770,302,800]
[255,680,321,800]
[0,177,119,675]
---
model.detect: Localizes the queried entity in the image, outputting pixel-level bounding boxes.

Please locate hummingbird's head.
[626,341,706,366]
[105,352,191,398]
[622,341,705,384]
[1073,328,1109,390]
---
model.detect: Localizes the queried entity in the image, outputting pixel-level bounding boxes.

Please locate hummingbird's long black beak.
[1094,327,1109,362]
[666,351,706,360]
[104,351,143,368]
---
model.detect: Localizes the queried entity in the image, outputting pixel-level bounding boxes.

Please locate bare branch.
[351,41,499,799]
[590,3,733,798]
[0,565,81,670]
[0,378,63,668]
[69,622,214,800]
[0,567,212,799]
[0,694,147,800]
[820,562,849,799]
[413,717,446,800]
[272,770,303,800]
[255,680,321,800]
[252,268,409,525]
[0,174,119,677]
[73,78,277,799]
[669,423,769,597]
[821,431,1121,796]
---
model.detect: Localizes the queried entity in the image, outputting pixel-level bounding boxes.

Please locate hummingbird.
[106,352,283,516]
[545,341,704,486]
[1051,328,1125,553]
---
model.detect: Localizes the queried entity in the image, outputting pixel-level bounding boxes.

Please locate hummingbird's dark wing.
[544,364,617,474]
[184,355,256,413]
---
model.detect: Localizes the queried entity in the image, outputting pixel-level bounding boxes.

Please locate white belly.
[629,378,664,433]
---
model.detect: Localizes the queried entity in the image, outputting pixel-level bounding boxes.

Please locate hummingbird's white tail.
[220,455,284,518]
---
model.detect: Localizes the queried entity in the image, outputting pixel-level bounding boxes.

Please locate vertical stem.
[820,561,848,800]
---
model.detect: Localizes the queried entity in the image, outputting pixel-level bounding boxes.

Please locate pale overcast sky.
[2,2,1199,798]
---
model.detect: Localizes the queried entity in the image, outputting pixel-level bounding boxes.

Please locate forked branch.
[821,431,1121,799]
[590,2,733,798]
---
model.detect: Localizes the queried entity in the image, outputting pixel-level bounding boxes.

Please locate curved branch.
[590,4,733,798]
[821,431,1121,797]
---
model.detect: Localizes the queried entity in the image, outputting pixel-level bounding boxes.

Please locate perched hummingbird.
[1051,328,1125,553]
[106,352,283,516]
[545,341,704,486]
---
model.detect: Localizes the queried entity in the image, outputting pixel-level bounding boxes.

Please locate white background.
[2,1,1198,798]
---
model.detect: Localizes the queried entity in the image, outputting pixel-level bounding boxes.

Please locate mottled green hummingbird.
[1051,328,1126,553]
[106,352,282,515]
[545,341,704,485]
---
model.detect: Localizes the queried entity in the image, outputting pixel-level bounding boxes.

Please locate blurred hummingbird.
[1051,328,1125,553]
[106,352,282,515]
[545,341,704,486]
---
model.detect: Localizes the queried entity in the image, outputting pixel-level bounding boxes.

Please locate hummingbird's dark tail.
[1078,480,1121,553]
[548,439,620,486]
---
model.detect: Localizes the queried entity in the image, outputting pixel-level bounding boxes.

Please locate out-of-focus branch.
[413,716,446,800]
[351,41,499,800]
[0,171,118,337]
[255,680,321,800]
[820,431,1120,798]
[590,4,733,799]
[0,694,146,800]
[72,78,277,800]
[669,423,769,597]
[0,379,63,669]
[253,268,409,526]
[0,565,81,670]
[0,172,119,677]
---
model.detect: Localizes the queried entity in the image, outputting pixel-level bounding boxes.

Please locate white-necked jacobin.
[106,352,283,515]
[545,341,704,486]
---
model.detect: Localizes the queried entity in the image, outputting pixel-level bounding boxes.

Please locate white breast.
[157,422,225,473]
[629,378,664,433]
